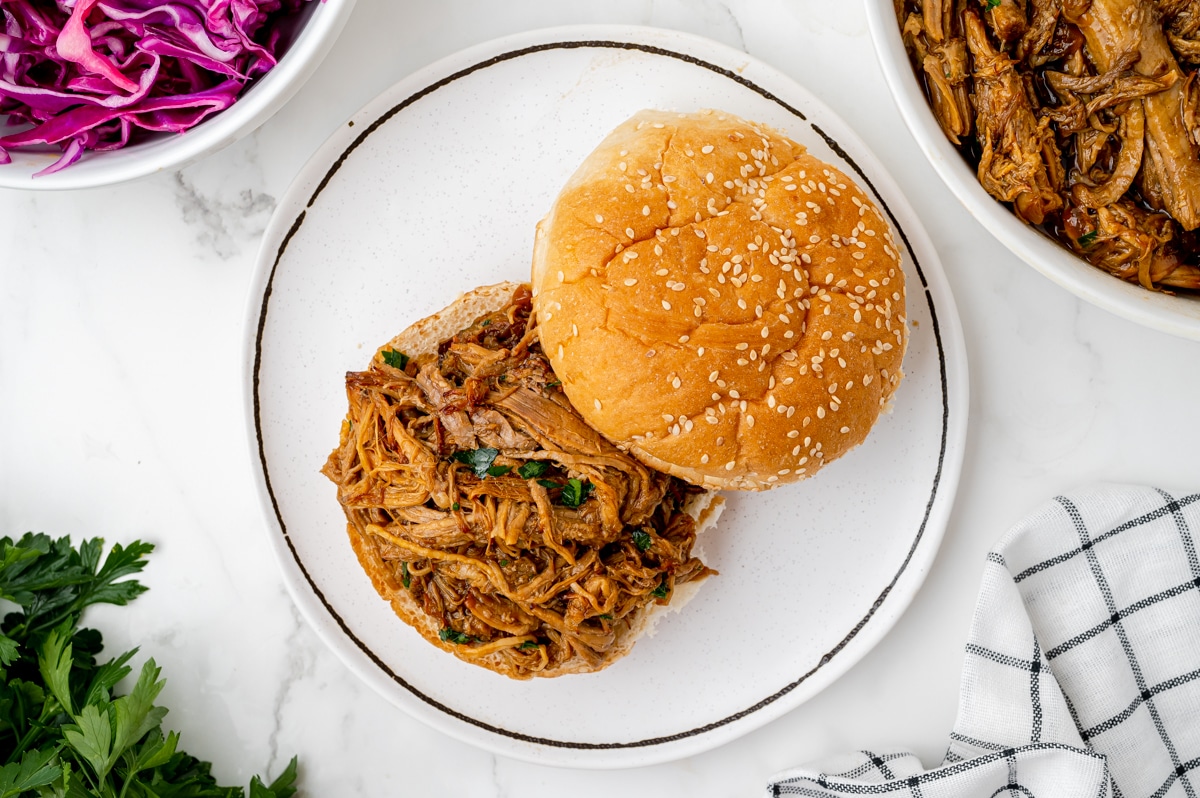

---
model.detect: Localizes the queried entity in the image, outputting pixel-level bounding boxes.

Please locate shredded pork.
[899,0,1200,293]
[322,287,714,677]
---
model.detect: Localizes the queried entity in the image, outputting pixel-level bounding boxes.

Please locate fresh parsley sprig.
[0,533,299,798]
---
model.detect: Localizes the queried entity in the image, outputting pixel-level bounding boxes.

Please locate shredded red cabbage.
[0,0,311,175]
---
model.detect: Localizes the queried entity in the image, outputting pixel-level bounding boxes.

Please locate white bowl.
[864,0,1200,341]
[0,0,355,191]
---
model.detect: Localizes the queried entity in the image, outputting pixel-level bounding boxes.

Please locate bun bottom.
[334,283,724,679]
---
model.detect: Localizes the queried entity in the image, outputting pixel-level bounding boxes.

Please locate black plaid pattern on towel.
[767,484,1200,798]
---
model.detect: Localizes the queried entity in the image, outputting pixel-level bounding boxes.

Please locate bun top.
[531,109,907,490]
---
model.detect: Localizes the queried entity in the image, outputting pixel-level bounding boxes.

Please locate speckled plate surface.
[243,25,968,768]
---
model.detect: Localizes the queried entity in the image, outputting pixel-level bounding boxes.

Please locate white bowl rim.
[0,0,356,191]
[863,0,1200,341]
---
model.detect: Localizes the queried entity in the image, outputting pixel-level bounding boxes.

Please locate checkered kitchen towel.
[768,484,1200,798]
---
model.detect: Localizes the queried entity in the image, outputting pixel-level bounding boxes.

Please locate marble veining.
[2,1,1200,796]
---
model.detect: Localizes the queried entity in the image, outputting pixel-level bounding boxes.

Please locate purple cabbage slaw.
[0,0,311,176]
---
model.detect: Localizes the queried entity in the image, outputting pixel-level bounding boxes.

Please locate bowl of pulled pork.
[0,0,355,189]
[866,0,1200,339]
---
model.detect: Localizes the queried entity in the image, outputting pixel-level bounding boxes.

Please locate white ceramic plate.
[243,25,969,768]
[864,0,1200,341]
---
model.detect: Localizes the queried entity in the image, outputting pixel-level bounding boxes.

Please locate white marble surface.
[2,1,1199,795]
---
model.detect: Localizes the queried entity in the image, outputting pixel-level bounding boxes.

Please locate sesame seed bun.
[531,110,907,491]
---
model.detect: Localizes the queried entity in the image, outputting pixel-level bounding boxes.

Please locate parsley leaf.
[0,749,60,795]
[517,641,541,651]
[631,530,653,551]
[651,580,670,599]
[381,349,409,370]
[486,465,512,478]
[560,478,594,508]
[452,447,501,478]
[536,479,560,490]
[401,561,411,589]
[985,0,1001,7]
[438,628,474,645]
[1079,230,1099,247]
[517,461,548,479]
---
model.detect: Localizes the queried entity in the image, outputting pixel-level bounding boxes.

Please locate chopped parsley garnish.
[651,581,670,599]
[381,348,409,370]
[537,478,560,490]
[452,502,461,511]
[518,461,548,479]
[401,561,411,589]
[517,641,541,650]
[598,614,614,621]
[985,0,1001,7]
[1079,230,1099,247]
[438,628,474,645]
[499,559,510,567]
[546,381,561,388]
[632,530,653,551]
[453,447,501,478]
[560,478,594,508]
[486,464,512,477]
[480,319,491,327]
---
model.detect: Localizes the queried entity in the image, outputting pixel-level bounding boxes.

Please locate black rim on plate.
[251,39,952,751]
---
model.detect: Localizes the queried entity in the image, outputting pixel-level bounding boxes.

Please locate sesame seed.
[746,415,755,428]
[725,461,736,471]
[761,327,770,338]
[594,399,602,410]
[840,426,850,434]
[701,454,710,464]
[595,214,604,223]
[662,300,672,310]
[702,144,715,154]
[817,406,825,419]
[679,335,690,343]
[556,270,564,282]
[624,278,638,287]
[729,389,741,399]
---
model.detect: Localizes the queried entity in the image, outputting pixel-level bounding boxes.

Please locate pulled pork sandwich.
[898,0,1200,293]
[532,110,907,491]
[322,283,722,679]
